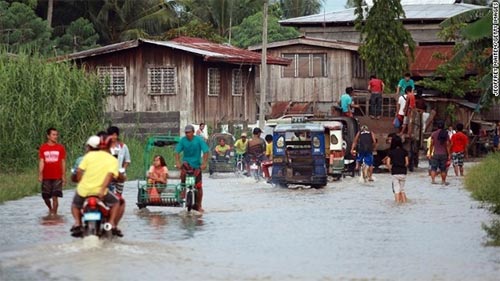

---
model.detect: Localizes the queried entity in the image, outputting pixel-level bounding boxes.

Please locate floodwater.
[0,164,499,281]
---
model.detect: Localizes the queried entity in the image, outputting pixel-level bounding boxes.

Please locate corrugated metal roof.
[280,3,486,25]
[56,37,290,66]
[409,45,454,76]
[248,36,359,51]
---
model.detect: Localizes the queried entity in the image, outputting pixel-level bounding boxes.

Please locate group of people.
[340,73,419,134]
[39,126,131,237]
[210,127,274,181]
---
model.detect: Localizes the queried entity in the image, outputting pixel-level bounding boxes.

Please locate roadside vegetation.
[0,51,106,203]
[464,154,500,246]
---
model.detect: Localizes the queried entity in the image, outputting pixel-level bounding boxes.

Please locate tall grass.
[464,154,500,245]
[0,51,107,173]
[124,137,177,180]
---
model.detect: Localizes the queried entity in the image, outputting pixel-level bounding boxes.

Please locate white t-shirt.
[398,95,407,116]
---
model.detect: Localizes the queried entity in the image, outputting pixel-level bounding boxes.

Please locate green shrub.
[465,154,500,214]
[122,137,177,181]
[0,51,107,173]
[465,153,500,246]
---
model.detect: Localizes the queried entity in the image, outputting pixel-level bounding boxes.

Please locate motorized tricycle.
[271,123,328,188]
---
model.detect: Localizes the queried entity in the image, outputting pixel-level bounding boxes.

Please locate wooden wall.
[77,43,257,129]
[299,23,443,44]
[264,44,354,103]
[192,60,256,126]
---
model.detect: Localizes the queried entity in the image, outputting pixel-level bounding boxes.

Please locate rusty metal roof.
[248,36,359,52]
[55,37,290,66]
[409,45,455,76]
[280,3,486,26]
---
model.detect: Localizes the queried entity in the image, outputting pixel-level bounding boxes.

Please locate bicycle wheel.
[186,190,193,212]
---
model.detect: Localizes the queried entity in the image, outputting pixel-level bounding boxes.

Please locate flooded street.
[1,164,499,281]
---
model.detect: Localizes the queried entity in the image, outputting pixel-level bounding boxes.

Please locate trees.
[176,0,265,38]
[421,7,494,105]
[55,18,100,54]
[354,0,415,90]
[280,0,321,19]
[0,1,53,54]
[85,0,178,44]
[231,10,299,48]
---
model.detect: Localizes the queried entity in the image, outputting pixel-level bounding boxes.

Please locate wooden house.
[58,37,289,136]
[249,37,362,115]
[279,1,485,45]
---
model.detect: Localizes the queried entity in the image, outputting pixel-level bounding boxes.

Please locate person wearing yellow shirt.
[262,134,274,182]
[234,133,248,156]
[70,135,122,237]
[213,138,231,161]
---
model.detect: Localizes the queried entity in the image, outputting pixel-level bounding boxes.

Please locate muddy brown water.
[0,164,499,281]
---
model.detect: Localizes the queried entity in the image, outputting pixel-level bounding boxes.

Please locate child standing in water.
[386,135,409,203]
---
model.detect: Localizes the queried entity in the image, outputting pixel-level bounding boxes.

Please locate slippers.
[431,181,439,185]
[442,182,450,186]
[111,228,124,237]
[70,225,83,237]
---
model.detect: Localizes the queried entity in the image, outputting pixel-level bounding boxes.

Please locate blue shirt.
[398,78,415,96]
[175,135,209,168]
[340,93,352,113]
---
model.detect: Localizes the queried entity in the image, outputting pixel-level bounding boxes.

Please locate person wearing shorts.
[429,121,451,185]
[175,124,209,212]
[351,125,377,181]
[71,135,122,237]
[386,135,409,203]
[450,123,469,176]
[38,128,66,216]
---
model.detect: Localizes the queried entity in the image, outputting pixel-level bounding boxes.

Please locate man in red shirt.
[38,128,66,216]
[368,75,385,119]
[450,123,469,176]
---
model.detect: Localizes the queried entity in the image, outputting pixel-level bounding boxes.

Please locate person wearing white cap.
[175,124,209,212]
[70,135,122,237]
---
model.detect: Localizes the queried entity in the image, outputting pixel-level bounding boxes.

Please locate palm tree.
[440,7,493,105]
[86,0,179,44]
[280,0,322,19]
[176,0,264,38]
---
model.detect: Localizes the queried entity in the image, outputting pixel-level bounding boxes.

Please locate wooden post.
[259,1,268,128]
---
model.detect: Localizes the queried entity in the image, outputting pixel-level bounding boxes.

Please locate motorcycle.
[81,196,113,237]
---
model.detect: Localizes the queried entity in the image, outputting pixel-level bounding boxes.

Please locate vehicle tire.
[87,221,98,236]
[186,190,193,212]
[335,175,342,181]
[236,161,244,173]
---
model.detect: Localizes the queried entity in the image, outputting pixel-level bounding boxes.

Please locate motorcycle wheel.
[87,221,98,236]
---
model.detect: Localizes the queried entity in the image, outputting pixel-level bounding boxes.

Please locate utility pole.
[259,0,268,128]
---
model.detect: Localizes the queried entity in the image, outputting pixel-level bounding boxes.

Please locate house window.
[97,66,126,95]
[282,53,327,78]
[148,67,177,95]
[208,68,220,96]
[352,53,367,79]
[232,69,243,96]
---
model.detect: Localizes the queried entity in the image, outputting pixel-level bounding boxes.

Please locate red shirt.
[39,143,66,179]
[369,78,384,93]
[407,93,416,109]
[451,132,469,153]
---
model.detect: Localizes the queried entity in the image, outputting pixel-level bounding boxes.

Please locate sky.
[322,0,348,12]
